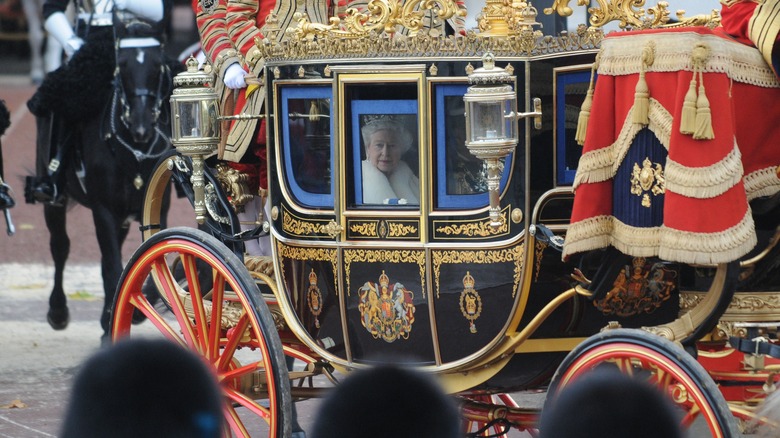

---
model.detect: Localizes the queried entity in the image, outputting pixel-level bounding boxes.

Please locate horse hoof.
[47,306,70,330]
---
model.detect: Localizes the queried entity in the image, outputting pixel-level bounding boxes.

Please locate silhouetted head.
[311,364,461,438]
[540,367,682,438]
[60,339,223,438]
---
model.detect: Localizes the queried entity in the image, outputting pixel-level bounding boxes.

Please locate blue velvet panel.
[612,128,667,228]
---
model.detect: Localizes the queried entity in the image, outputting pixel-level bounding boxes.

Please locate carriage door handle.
[323,220,343,239]
[516,97,542,130]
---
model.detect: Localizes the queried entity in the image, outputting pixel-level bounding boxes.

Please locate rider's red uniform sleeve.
[193,0,240,77]
[721,0,780,75]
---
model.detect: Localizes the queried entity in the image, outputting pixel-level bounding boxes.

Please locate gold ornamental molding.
[681,291,780,322]
[275,241,339,296]
[434,206,511,239]
[343,248,426,297]
[281,205,333,238]
[348,219,420,239]
[543,0,721,30]
[288,0,466,39]
[431,244,524,298]
[259,22,602,62]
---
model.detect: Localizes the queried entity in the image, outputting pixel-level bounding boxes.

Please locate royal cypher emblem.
[307,269,323,328]
[459,271,482,333]
[630,157,665,208]
[357,271,416,343]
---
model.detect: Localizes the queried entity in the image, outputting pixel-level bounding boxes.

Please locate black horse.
[37,17,179,341]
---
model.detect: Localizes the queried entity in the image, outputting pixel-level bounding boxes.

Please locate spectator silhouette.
[310,364,461,438]
[540,368,682,438]
[60,339,224,438]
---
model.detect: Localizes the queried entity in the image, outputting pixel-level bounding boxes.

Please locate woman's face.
[366,129,403,174]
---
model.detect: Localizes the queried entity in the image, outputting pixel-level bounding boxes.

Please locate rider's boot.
[25,114,67,206]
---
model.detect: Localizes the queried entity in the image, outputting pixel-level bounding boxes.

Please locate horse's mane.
[0,100,10,136]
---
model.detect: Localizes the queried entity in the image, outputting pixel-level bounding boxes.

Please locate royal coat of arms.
[594,257,676,317]
[357,271,416,343]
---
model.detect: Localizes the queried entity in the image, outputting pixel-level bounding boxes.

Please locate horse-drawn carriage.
[107,0,780,436]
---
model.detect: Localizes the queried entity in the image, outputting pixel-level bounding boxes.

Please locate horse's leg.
[44,202,70,329]
[90,204,131,343]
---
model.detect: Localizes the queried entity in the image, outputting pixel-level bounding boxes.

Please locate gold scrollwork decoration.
[275,241,339,296]
[344,249,426,298]
[388,222,418,237]
[435,209,509,237]
[281,207,333,237]
[543,0,720,30]
[431,245,524,299]
[290,0,465,40]
[350,222,379,237]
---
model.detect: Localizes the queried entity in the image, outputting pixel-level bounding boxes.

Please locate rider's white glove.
[45,12,83,57]
[114,0,164,22]
[223,63,247,89]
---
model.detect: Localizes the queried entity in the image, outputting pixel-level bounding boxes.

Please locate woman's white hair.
[361,117,413,153]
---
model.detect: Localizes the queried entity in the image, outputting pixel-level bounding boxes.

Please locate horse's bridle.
[107,41,172,162]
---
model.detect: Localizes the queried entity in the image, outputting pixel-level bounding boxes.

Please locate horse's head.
[115,43,168,144]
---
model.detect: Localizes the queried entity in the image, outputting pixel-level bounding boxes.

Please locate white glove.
[114,0,164,22]
[223,63,247,89]
[44,12,83,57]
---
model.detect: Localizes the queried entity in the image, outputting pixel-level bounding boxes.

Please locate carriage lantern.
[170,56,221,223]
[464,52,518,229]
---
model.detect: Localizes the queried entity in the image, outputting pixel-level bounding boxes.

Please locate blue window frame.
[434,84,510,209]
[556,69,592,186]
[280,86,334,208]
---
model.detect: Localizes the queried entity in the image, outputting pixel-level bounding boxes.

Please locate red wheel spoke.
[151,257,199,349]
[224,404,253,438]
[217,312,251,371]
[206,271,226,362]
[180,253,210,354]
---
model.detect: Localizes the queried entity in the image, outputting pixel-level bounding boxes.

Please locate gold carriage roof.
[254,0,722,63]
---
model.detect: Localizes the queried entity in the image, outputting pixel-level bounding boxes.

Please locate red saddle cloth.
[562,26,780,265]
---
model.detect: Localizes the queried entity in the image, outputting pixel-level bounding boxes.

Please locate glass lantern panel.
[468,98,517,144]
[179,101,202,138]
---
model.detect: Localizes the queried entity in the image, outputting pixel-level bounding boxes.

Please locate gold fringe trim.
[563,212,757,265]
[664,141,743,199]
[573,99,672,188]
[744,166,780,201]
[657,211,756,265]
[598,32,780,88]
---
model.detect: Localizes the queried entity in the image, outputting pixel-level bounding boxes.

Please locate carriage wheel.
[111,227,292,437]
[546,328,739,438]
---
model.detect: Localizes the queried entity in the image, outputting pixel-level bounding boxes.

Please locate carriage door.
[329,65,436,364]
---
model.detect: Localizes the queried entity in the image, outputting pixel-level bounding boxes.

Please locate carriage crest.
[307,269,323,328]
[459,271,482,333]
[357,271,416,343]
[594,257,676,317]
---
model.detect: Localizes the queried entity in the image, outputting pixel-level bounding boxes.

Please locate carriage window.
[555,68,592,185]
[435,84,510,209]
[281,86,334,208]
[352,100,419,206]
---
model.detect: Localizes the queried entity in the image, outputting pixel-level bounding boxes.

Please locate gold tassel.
[632,42,654,126]
[693,71,714,140]
[576,54,599,146]
[680,74,697,135]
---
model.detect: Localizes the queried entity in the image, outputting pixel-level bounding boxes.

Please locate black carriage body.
[262,45,682,392]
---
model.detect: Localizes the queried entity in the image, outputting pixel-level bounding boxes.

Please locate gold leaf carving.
[388,223,418,237]
[344,249,426,298]
[431,245,524,298]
